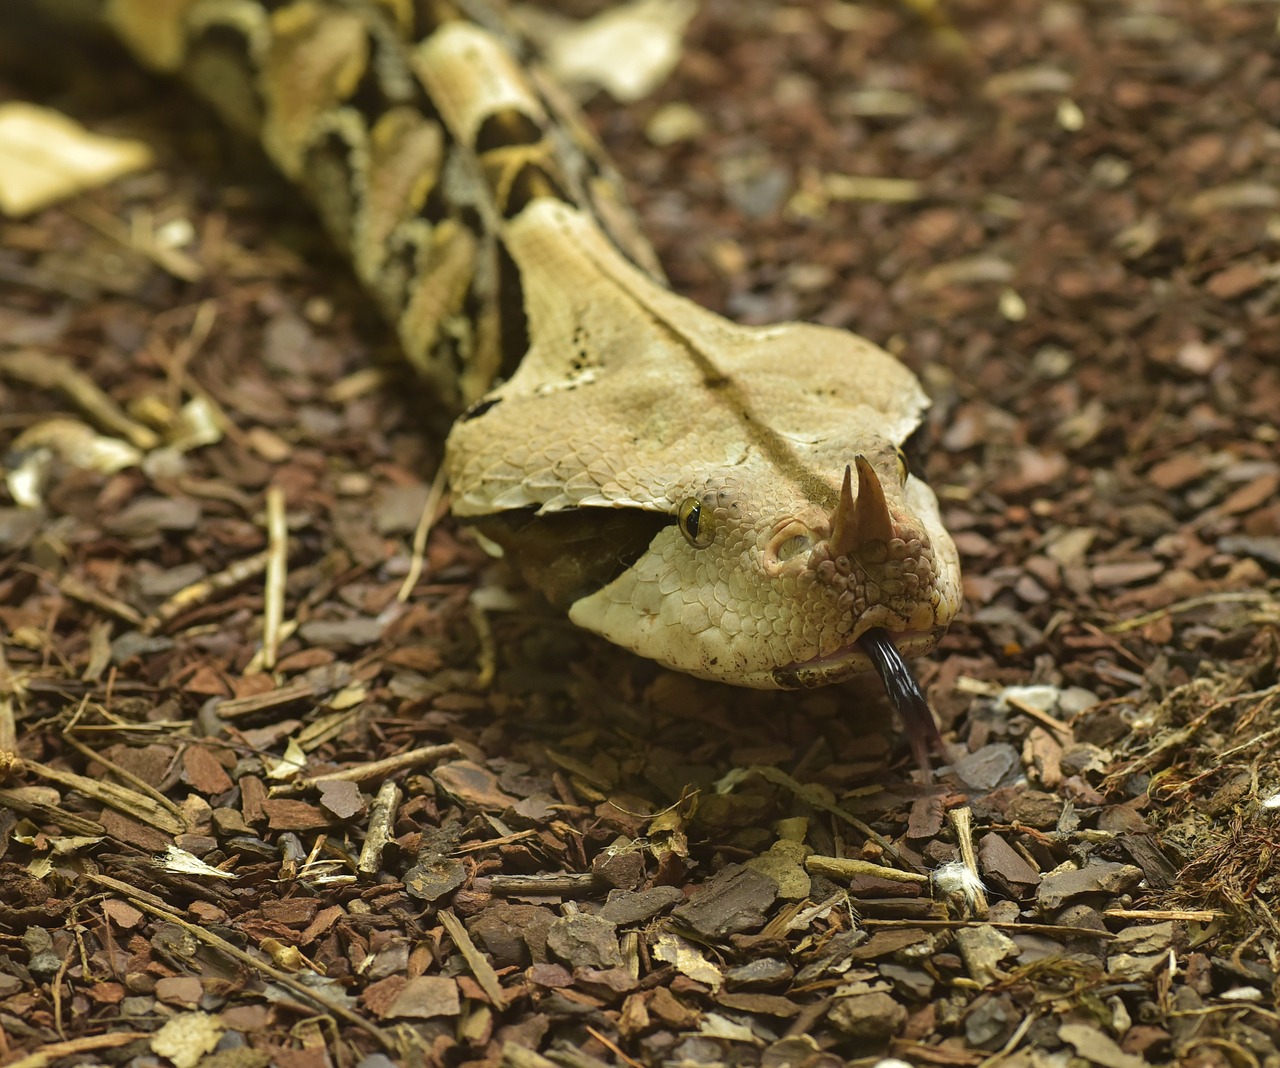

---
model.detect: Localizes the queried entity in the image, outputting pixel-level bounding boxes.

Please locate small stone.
[724,957,794,990]
[469,904,555,966]
[761,1037,843,1068]
[645,101,707,146]
[365,942,410,982]
[155,975,203,1008]
[592,848,645,890]
[23,927,60,978]
[316,779,365,820]
[999,789,1062,828]
[297,617,383,647]
[173,834,216,857]
[107,496,201,536]
[826,991,907,1042]
[1110,922,1174,956]
[671,863,779,938]
[1108,951,1171,980]
[1218,535,1280,571]
[432,760,519,809]
[599,885,684,925]
[949,743,1021,791]
[374,483,432,535]
[1037,861,1144,911]
[978,832,1042,899]
[546,913,624,970]
[112,631,176,663]
[965,992,1018,1049]
[402,856,467,903]
[385,976,461,1019]
[954,925,1018,984]
[1089,560,1165,588]
[1059,1022,1147,1068]
[1055,904,1110,936]
[879,961,935,1000]
[121,996,154,1018]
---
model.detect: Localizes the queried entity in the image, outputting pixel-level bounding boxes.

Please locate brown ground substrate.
[1,1,1278,1066]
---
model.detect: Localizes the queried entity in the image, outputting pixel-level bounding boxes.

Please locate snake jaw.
[770,626,943,689]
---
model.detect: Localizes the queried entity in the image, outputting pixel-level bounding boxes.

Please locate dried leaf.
[155,845,237,880]
[0,102,153,216]
[265,737,307,781]
[530,0,696,102]
[149,1011,224,1068]
[652,933,723,991]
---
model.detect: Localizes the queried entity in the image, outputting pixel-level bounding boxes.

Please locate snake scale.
[48,0,963,696]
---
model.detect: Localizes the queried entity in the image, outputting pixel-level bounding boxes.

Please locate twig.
[804,855,929,885]
[585,1026,646,1068]
[143,548,271,633]
[1105,908,1223,922]
[61,734,185,822]
[397,465,449,603]
[15,757,185,835]
[0,348,159,450]
[358,781,402,876]
[439,908,508,1010]
[947,806,989,919]
[262,485,288,669]
[17,565,144,626]
[84,873,396,1053]
[862,917,1113,939]
[270,743,460,796]
[1,1032,149,1068]
[489,872,603,896]
[469,598,497,689]
[1002,694,1072,736]
[1106,591,1276,634]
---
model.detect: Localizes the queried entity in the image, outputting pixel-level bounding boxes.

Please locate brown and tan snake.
[52,0,962,698]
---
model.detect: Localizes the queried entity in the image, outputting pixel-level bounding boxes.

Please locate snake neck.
[105,0,663,408]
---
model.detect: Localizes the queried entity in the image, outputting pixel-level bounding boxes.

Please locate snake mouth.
[774,626,946,777]
[771,627,941,689]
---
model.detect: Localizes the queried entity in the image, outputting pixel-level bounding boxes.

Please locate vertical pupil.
[686,503,700,539]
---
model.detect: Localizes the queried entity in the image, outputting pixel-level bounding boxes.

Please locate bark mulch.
[1,1,1278,1066]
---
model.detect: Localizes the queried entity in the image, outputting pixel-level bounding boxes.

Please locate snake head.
[562,440,961,690]
[446,200,961,689]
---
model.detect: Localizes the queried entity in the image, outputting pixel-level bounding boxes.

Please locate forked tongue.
[857,627,945,780]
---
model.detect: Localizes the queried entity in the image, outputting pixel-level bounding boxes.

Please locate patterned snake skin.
[90,0,962,688]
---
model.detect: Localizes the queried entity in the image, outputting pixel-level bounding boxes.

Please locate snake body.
[92,0,962,687]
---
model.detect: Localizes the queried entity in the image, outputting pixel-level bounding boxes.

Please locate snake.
[36,0,963,710]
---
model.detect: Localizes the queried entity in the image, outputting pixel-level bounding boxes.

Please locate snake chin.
[770,629,941,689]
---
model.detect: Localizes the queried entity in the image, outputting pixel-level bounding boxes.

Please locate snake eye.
[894,446,910,483]
[775,533,813,563]
[677,497,714,548]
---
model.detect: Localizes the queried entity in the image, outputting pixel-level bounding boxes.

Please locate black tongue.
[857,627,944,780]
